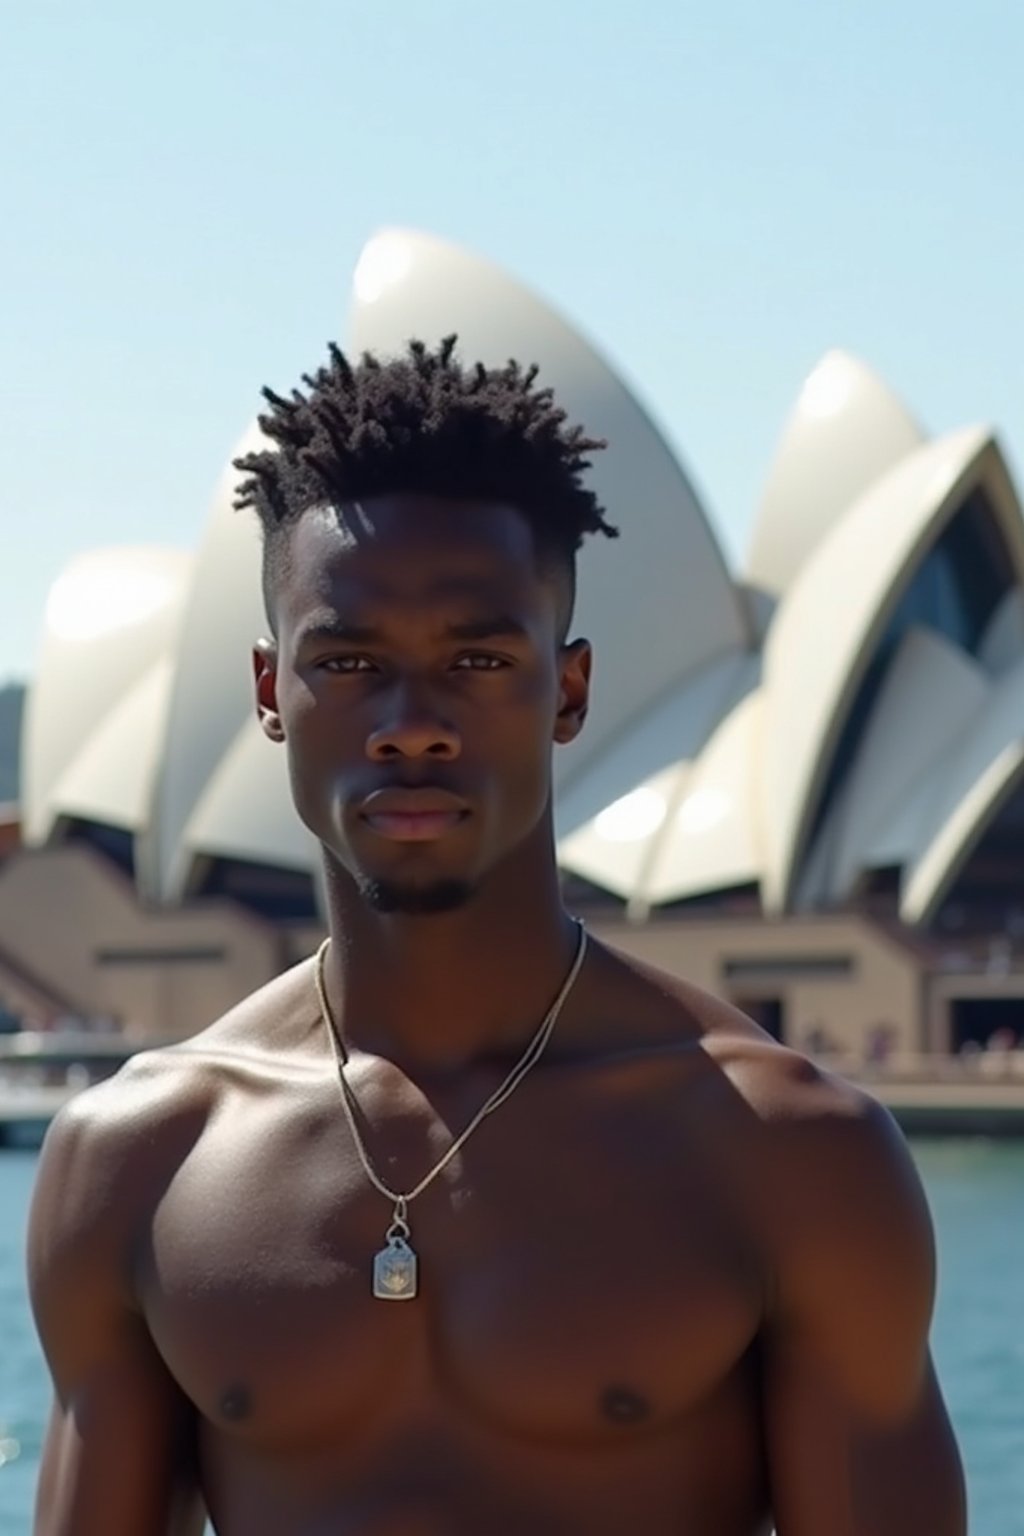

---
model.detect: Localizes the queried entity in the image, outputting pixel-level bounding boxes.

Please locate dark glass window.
[887,488,1015,655]
[62,818,135,878]
[934,778,1024,935]
[723,955,854,980]
[96,946,225,965]
[806,489,1015,857]
[661,882,762,916]
[196,857,318,922]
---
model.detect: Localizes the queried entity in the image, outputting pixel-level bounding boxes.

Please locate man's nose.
[366,683,461,761]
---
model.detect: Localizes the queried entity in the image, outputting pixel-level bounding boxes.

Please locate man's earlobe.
[554,638,592,745]
[253,640,285,743]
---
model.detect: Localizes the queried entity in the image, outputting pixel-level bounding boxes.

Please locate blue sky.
[3,0,1021,681]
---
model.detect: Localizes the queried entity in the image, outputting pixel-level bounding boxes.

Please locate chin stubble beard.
[359,876,477,916]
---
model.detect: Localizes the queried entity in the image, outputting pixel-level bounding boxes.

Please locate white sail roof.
[23,547,191,844]
[759,429,1024,913]
[143,421,272,900]
[746,350,924,598]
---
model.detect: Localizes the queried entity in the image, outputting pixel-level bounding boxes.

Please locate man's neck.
[319,859,582,1074]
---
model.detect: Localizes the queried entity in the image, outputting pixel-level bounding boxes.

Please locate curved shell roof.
[979,589,1024,675]
[556,653,759,907]
[643,685,764,906]
[798,628,988,907]
[23,547,191,844]
[141,421,274,901]
[900,651,1024,924]
[758,428,1024,913]
[746,351,924,598]
[177,715,313,879]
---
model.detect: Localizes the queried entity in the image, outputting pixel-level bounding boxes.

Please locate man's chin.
[358,877,476,916]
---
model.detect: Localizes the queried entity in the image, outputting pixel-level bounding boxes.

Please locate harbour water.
[1,1142,1022,1533]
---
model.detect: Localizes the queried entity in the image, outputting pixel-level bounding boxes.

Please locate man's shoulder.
[604,939,882,1126]
[644,969,929,1319]
[687,1018,927,1306]
[603,940,909,1217]
[32,956,320,1241]
[671,974,904,1202]
[28,1047,204,1294]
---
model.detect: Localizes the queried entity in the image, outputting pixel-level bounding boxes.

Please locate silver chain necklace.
[313,923,588,1300]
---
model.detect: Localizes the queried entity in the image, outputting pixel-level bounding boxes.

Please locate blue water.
[1,1143,1022,1533]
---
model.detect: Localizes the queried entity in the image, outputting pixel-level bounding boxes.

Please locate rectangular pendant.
[373,1237,419,1300]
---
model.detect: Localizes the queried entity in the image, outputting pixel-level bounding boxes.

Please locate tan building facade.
[0,843,282,1042]
[590,911,926,1057]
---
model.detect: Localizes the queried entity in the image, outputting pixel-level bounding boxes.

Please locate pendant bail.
[386,1195,411,1244]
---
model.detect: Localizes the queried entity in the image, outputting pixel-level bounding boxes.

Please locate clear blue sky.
[2,0,1021,682]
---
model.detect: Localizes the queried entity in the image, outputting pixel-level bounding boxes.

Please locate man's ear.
[253,639,285,743]
[554,638,591,745]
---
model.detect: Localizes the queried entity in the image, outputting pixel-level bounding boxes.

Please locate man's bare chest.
[138,1060,765,1449]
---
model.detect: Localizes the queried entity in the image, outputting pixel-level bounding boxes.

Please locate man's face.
[254,495,591,914]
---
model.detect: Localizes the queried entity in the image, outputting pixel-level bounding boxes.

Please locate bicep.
[760,1096,966,1534]
[34,1315,205,1536]
[764,1335,964,1535]
[28,1103,206,1536]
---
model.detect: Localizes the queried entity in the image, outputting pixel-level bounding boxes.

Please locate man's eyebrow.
[444,615,530,641]
[294,619,381,647]
[293,614,531,647]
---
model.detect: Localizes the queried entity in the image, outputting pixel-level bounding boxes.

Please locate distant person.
[865,1022,897,1069]
[983,1025,1018,1078]
[27,339,966,1533]
[802,1021,837,1058]
[985,1025,1017,1053]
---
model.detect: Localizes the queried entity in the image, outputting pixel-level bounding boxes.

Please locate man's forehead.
[291,495,538,557]
[297,572,539,623]
[284,498,543,596]
[280,500,549,608]
[274,495,571,638]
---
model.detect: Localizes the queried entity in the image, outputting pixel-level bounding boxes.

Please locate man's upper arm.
[759,1075,966,1535]
[27,1088,205,1536]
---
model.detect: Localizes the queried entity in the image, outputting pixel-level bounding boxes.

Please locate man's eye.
[454,653,507,671]
[320,655,374,673]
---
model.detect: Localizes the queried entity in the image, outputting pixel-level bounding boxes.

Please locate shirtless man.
[28,337,966,1533]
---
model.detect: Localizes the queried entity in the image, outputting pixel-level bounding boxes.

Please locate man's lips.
[359,788,470,843]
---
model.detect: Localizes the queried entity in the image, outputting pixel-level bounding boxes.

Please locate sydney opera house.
[4,228,1024,1058]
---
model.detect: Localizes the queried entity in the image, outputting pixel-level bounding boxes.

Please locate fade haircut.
[233,335,617,632]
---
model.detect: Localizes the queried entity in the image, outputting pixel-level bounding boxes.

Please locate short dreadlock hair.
[233,335,616,633]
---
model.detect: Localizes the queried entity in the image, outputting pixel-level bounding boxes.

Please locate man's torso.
[89,946,800,1534]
